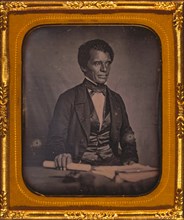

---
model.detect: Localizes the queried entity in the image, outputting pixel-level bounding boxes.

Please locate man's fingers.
[123,161,135,165]
[58,154,63,168]
[66,154,72,169]
[66,154,72,165]
[54,153,72,170]
[54,156,60,169]
[54,154,63,169]
[62,154,67,170]
[62,153,72,170]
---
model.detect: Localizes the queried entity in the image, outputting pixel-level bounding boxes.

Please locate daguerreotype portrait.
[22,26,161,196]
[0,1,183,219]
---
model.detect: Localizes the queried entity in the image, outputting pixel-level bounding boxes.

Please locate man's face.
[83,49,112,84]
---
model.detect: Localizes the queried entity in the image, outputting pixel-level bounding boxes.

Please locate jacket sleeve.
[118,95,139,164]
[45,92,74,160]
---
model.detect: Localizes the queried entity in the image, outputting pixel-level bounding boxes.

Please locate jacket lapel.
[74,83,90,141]
[74,83,122,141]
[107,88,122,140]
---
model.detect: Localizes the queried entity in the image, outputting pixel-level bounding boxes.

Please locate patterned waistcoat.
[81,91,116,164]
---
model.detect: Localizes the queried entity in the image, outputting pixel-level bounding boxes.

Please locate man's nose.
[100,63,107,72]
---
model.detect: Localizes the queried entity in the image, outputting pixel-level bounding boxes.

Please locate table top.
[23,166,160,196]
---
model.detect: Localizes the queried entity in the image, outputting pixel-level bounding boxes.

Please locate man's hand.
[54,153,72,170]
[123,161,135,165]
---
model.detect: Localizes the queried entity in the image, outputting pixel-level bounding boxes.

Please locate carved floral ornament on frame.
[0,1,184,220]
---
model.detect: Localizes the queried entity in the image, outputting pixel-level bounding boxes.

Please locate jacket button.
[80,139,84,143]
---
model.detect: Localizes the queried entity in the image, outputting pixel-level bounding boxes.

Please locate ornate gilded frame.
[0,1,183,219]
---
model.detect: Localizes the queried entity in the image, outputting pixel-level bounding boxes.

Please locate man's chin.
[97,82,106,85]
[96,79,107,85]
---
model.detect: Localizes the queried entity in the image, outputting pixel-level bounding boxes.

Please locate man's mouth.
[98,75,108,79]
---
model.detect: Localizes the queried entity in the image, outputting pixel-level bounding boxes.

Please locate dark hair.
[78,39,114,70]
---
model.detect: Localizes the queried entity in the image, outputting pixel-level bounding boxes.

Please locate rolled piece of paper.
[42,160,91,172]
[43,160,55,168]
[67,163,91,172]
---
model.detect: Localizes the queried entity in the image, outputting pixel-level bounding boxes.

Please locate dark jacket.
[46,81,138,164]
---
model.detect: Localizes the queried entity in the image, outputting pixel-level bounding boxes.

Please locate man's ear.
[81,66,87,73]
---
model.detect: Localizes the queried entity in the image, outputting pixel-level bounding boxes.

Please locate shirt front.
[85,77,106,130]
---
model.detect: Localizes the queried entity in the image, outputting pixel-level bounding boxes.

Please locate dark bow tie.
[84,79,106,96]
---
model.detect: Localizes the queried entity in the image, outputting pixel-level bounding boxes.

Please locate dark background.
[22,25,162,168]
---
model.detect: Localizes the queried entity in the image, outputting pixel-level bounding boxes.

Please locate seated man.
[46,39,138,170]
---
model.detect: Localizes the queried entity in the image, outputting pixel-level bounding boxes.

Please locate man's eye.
[93,61,111,66]
[106,61,111,66]
[94,61,101,66]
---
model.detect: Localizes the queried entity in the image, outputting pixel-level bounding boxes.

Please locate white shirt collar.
[85,77,97,86]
